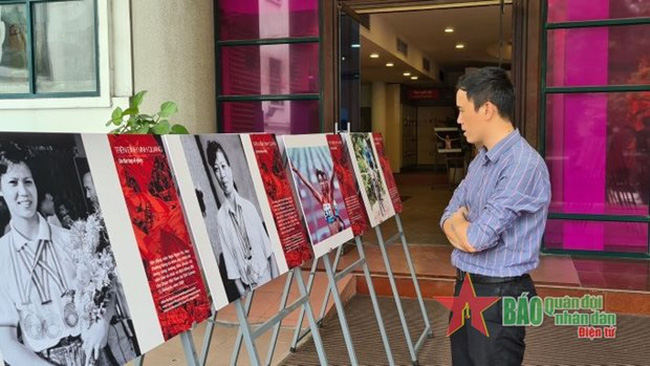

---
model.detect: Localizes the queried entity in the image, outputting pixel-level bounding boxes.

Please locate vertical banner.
[372,133,403,213]
[247,134,314,267]
[326,134,370,236]
[0,133,145,365]
[343,133,395,227]
[107,135,211,341]
[282,134,354,258]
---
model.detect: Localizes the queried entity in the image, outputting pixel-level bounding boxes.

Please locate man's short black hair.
[456,67,515,121]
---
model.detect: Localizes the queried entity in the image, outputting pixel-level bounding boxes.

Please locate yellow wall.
[131,0,216,134]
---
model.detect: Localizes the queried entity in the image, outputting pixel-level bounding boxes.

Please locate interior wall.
[385,84,402,172]
[131,0,216,134]
[417,106,456,166]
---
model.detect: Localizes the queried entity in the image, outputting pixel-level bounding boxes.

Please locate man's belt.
[456,269,527,284]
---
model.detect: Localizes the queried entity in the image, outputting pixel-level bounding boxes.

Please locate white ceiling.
[359,37,436,85]
[359,4,513,84]
[382,5,513,68]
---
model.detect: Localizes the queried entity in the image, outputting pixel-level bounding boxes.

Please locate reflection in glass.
[219,0,318,41]
[545,219,648,253]
[547,0,650,23]
[545,92,650,216]
[221,100,319,134]
[221,43,319,96]
[0,4,29,94]
[546,25,650,87]
[33,0,97,93]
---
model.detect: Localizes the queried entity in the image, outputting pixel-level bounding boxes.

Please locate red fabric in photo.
[249,134,314,267]
[108,135,211,341]
[326,134,369,236]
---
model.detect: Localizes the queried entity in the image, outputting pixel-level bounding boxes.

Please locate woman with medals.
[0,142,114,366]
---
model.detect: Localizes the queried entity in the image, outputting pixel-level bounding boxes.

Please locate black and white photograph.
[179,135,280,303]
[0,133,140,366]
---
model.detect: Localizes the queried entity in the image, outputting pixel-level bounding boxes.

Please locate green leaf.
[111,106,123,120]
[131,90,147,109]
[135,125,150,134]
[111,107,123,125]
[139,114,154,122]
[171,124,189,134]
[123,107,139,116]
[105,120,113,127]
[159,101,178,118]
[151,120,171,134]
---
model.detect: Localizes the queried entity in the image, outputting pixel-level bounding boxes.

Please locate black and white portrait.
[0,134,139,366]
[180,135,279,303]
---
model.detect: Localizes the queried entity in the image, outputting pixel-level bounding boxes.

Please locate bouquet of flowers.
[67,212,116,327]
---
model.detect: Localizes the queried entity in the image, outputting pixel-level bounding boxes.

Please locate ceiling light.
[411,76,418,80]
[444,27,454,33]
[342,56,346,61]
[370,53,380,58]
[455,43,465,49]
[403,72,411,76]
[386,62,394,67]
[351,43,361,48]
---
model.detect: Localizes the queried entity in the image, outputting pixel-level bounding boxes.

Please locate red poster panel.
[108,135,211,340]
[372,133,403,213]
[249,134,313,267]
[326,134,369,236]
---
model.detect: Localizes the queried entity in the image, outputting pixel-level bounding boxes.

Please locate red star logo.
[434,274,501,337]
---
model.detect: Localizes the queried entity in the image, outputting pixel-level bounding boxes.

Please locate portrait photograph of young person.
[180,135,280,303]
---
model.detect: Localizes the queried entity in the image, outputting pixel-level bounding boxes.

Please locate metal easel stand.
[288,236,395,366]
[374,213,433,366]
[133,329,201,366]
[231,266,328,366]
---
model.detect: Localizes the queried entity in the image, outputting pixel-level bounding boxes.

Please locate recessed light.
[455,43,465,49]
[403,72,411,76]
[411,76,418,80]
[445,27,455,33]
[370,53,380,58]
[386,62,394,67]
[342,56,346,61]
[351,43,361,48]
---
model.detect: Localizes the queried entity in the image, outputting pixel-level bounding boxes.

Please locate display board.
[0,133,165,366]
[107,135,212,341]
[326,134,369,236]
[282,134,354,258]
[342,133,395,227]
[372,133,403,213]
[165,134,312,306]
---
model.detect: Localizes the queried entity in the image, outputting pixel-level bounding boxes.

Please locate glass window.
[546,24,650,87]
[218,0,319,41]
[221,43,319,96]
[545,92,650,216]
[0,4,29,94]
[545,219,648,253]
[220,100,320,134]
[547,0,650,23]
[33,0,97,93]
[0,0,98,97]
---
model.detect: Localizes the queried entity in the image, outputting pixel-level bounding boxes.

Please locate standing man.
[440,67,551,365]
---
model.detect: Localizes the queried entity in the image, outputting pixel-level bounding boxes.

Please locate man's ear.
[484,102,497,120]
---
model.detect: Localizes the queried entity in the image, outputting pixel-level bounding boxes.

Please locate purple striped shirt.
[440,130,551,277]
